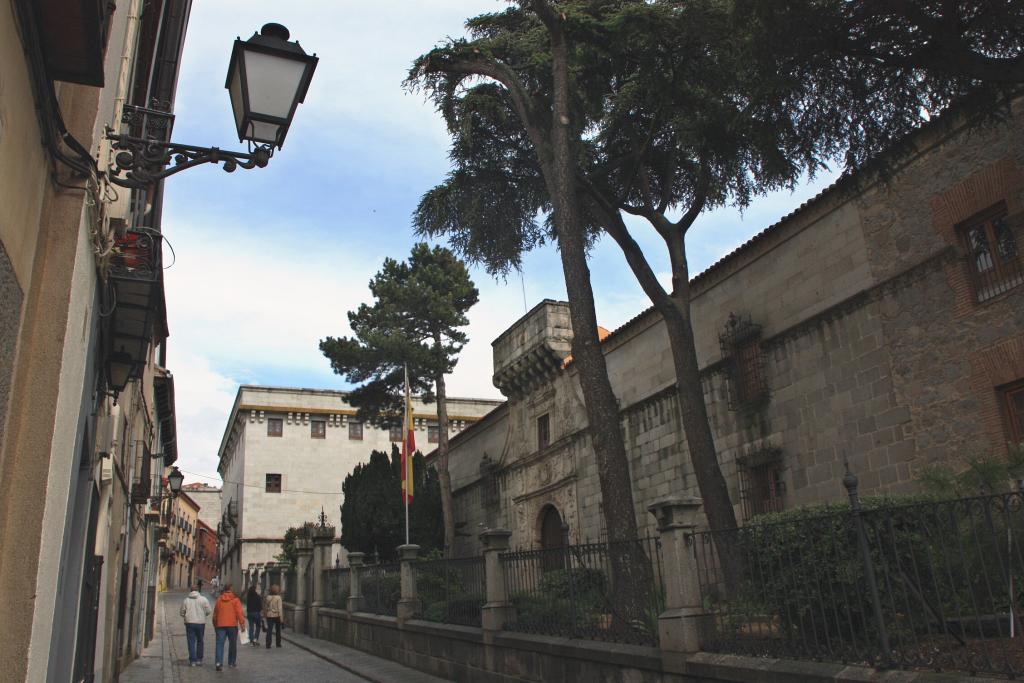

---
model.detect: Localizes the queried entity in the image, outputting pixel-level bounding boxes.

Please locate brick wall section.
[971,333,1024,454]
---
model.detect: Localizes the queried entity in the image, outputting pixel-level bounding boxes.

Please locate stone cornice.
[512,474,578,504]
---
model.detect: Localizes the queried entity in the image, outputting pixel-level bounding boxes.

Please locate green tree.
[339,446,443,561]
[408,0,1015,551]
[737,0,1024,88]
[320,243,478,555]
[276,521,317,566]
[408,0,648,568]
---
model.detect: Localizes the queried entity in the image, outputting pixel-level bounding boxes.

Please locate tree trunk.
[658,292,743,592]
[658,293,738,534]
[539,9,654,634]
[434,371,457,559]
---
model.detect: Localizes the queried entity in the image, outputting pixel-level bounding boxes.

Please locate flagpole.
[404,364,411,546]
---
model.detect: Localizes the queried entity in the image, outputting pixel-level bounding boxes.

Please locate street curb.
[282,634,386,683]
[159,596,177,683]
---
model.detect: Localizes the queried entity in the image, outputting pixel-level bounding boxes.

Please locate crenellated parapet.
[492,300,573,399]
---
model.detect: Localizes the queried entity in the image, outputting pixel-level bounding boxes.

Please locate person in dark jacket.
[245,586,263,646]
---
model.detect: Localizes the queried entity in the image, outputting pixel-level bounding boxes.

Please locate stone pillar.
[310,525,336,638]
[346,552,365,613]
[292,537,314,635]
[396,544,421,622]
[648,496,706,669]
[479,529,513,631]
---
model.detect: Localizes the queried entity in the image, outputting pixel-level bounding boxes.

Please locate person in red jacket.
[212,583,246,671]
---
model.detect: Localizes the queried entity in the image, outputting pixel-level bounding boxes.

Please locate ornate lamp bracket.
[105,128,273,189]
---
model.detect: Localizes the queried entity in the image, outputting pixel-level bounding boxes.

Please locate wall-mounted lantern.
[106,23,318,188]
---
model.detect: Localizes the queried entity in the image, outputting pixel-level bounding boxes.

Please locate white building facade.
[216,386,502,587]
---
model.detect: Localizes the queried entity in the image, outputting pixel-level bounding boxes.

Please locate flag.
[402,366,415,504]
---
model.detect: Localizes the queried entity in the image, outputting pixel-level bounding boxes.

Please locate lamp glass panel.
[242,50,306,120]
[248,120,283,145]
[228,66,245,135]
[108,362,132,390]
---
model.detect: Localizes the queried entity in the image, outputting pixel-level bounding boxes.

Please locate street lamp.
[106,23,318,188]
[226,23,318,149]
[106,349,135,396]
[168,466,185,496]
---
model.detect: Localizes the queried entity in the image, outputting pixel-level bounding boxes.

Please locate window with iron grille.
[428,425,439,443]
[266,473,282,493]
[311,420,326,439]
[1002,379,1024,444]
[267,418,283,437]
[389,424,403,442]
[720,313,769,411]
[738,449,784,521]
[537,413,550,450]
[960,204,1023,301]
[348,422,363,440]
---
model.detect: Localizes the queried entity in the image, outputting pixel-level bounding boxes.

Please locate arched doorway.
[539,504,565,547]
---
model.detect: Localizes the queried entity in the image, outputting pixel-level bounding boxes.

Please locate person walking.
[245,585,263,647]
[263,584,283,649]
[212,583,246,671]
[180,583,212,667]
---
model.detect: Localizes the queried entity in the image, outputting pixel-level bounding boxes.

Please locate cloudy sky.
[162,1,836,485]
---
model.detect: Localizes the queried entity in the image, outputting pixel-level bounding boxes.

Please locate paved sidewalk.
[120,590,451,682]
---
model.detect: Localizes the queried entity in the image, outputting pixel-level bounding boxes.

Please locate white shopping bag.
[239,628,249,645]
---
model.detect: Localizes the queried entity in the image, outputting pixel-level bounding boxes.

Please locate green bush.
[713,489,1024,655]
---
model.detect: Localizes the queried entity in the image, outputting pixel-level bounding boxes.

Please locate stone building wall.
[443,98,1024,554]
[216,385,503,581]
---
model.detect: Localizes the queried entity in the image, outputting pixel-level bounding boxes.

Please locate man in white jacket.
[180,583,213,667]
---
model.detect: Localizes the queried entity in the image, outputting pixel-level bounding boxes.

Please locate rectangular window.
[389,424,403,442]
[348,422,363,440]
[265,473,282,493]
[267,418,283,437]
[428,425,439,444]
[1002,380,1024,444]
[736,340,767,405]
[537,413,550,450]
[740,461,784,521]
[961,205,1023,301]
[311,420,326,439]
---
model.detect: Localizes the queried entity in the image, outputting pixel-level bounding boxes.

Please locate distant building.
[439,97,1024,557]
[164,492,200,590]
[194,519,218,586]
[182,483,222,535]
[215,386,503,587]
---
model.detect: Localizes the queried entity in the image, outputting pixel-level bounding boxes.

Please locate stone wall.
[444,98,1024,553]
[0,241,22,447]
[316,608,678,683]
[311,608,974,683]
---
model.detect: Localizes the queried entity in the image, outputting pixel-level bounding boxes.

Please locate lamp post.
[106,23,318,188]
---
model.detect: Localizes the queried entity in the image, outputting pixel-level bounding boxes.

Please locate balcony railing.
[110,230,161,282]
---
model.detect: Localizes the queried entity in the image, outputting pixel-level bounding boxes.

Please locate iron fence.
[361,562,401,616]
[501,536,664,646]
[417,556,486,627]
[694,488,1024,677]
[324,567,350,609]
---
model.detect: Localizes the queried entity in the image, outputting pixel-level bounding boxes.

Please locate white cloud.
[168,351,238,484]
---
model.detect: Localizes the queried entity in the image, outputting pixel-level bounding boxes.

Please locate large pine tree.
[321,243,478,555]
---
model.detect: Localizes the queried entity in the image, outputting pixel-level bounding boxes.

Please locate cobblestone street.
[120,591,449,683]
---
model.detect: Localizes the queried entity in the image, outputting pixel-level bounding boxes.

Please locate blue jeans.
[185,623,205,663]
[214,626,238,666]
[247,611,262,642]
